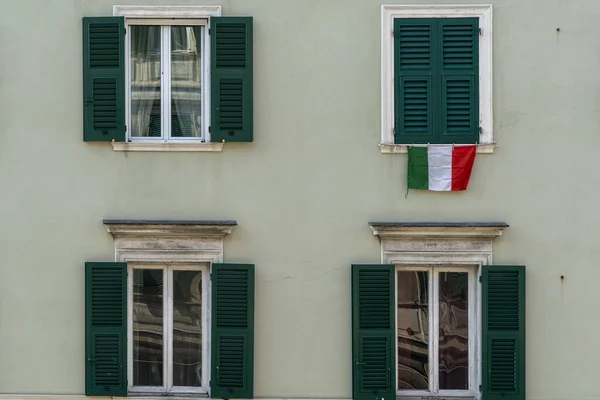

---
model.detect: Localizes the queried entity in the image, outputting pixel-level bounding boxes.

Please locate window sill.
[379,143,497,154]
[397,397,476,400]
[112,142,224,152]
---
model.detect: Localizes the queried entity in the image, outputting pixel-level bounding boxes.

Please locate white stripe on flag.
[428,145,452,191]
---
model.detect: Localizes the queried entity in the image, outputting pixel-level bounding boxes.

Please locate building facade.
[0,1,593,400]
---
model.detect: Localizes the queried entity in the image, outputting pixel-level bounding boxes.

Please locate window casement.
[84,220,255,398]
[127,264,210,395]
[353,222,526,400]
[395,265,477,397]
[82,6,254,151]
[380,5,494,154]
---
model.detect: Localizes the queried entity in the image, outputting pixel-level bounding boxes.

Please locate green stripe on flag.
[407,147,429,190]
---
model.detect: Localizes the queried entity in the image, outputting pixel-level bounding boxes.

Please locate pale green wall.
[0,0,596,399]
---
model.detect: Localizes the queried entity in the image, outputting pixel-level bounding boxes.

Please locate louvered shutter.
[482,266,526,400]
[85,262,127,396]
[210,17,253,142]
[351,265,395,400]
[82,17,126,142]
[394,19,436,144]
[439,18,479,144]
[211,263,255,399]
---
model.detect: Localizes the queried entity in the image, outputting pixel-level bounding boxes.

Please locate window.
[84,220,255,398]
[396,266,476,396]
[351,223,526,400]
[82,7,254,150]
[128,264,209,394]
[128,22,208,142]
[380,5,494,153]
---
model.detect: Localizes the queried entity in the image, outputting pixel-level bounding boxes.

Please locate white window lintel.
[381,4,494,154]
[369,221,507,264]
[104,219,236,263]
[114,5,222,19]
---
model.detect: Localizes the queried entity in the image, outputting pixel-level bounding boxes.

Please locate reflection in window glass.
[171,26,202,138]
[172,270,203,387]
[133,269,164,386]
[130,26,161,137]
[439,272,469,390]
[397,271,429,390]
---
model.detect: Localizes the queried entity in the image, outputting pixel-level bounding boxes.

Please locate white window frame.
[113,6,224,152]
[370,222,507,400]
[126,20,210,143]
[104,219,236,396]
[128,263,210,395]
[380,4,494,154]
[395,264,477,398]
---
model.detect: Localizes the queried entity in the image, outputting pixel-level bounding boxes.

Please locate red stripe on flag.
[451,146,477,191]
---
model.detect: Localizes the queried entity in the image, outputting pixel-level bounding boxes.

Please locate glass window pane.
[171,26,202,138]
[439,272,469,390]
[133,269,164,387]
[172,270,203,387]
[397,271,429,390]
[130,26,162,137]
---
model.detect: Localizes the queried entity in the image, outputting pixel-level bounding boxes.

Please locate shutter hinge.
[479,275,482,283]
[391,30,395,37]
[125,125,127,132]
[124,26,126,35]
[208,125,211,133]
[209,28,211,35]
[478,28,483,36]
[479,384,482,392]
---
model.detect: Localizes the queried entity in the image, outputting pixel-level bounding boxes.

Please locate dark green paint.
[210,17,254,142]
[407,146,429,190]
[482,266,526,400]
[394,18,478,144]
[82,17,126,142]
[351,265,395,400]
[85,262,127,396]
[211,263,255,399]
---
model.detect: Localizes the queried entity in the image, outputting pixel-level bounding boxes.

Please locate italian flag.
[407,145,477,191]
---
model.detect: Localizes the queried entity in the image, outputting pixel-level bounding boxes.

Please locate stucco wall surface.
[0,1,596,399]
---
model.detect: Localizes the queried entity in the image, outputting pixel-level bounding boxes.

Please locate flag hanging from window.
[407,145,476,191]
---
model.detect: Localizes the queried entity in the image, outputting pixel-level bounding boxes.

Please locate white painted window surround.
[369,222,508,400]
[104,219,236,398]
[380,5,494,154]
[113,6,223,153]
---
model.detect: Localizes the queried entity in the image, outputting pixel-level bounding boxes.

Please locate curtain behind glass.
[131,26,161,137]
[171,26,202,138]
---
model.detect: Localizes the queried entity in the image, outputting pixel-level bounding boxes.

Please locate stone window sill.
[112,142,224,152]
[379,143,497,154]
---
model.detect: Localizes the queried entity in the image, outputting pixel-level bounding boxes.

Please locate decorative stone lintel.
[369,222,508,239]
[369,222,508,264]
[103,220,237,264]
[104,220,237,238]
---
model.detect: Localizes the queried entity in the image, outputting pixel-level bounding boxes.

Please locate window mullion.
[166,267,174,390]
[202,268,210,391]
[431,269,440,394]
[161,26,171,140]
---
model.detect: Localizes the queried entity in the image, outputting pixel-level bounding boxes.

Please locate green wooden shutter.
[85,262,127,396]
[439,18,479,144]
[210,17,253,143]
[351,265,395,400]
[83,17,125,142]
[394,19,436,144]
[211,263,255,399]
[482,266,526,400]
